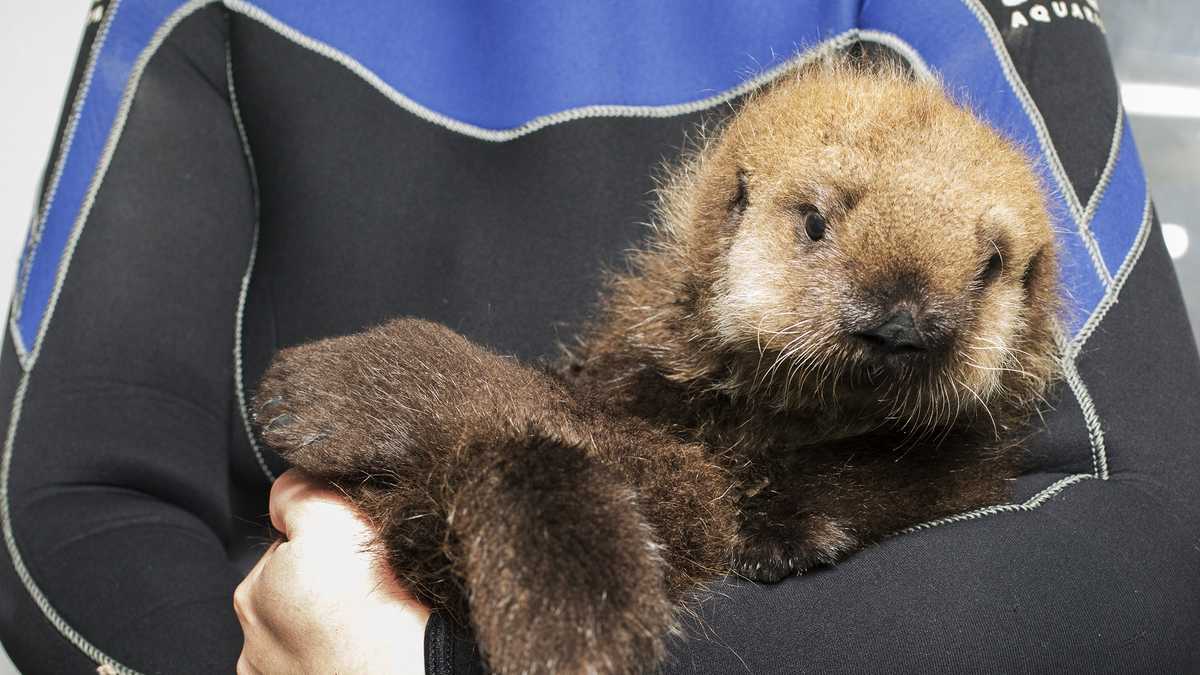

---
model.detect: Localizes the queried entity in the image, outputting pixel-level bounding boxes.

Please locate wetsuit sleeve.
[0,5,254,673]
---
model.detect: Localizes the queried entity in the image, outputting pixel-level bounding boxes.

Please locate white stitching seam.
[6,212,35,363]
[9,0,122,371]
[1069,189,1154,356]
[896,351,1112,534]
[7,316,29,370]
[1081,105,1126,233]
[899,473,1096,534]
[1062,353,1109,480]
[959,0,1113,287]
[222,0,866,143]
[227,36,277,483]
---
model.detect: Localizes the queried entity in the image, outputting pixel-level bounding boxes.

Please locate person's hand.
[234,469,430,674]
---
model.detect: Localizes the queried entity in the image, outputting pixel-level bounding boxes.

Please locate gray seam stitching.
[227,35,276,483]
[901,340,1108,535]
[8,316,30,372]
[1073,104,1126,287]
[1062,353,1109,479]
[899,473,1096,534]
[1081,105,1125,231]
[1082,203,1115,285]
[1069,189,1153,354]
[222,0,862,143]
[11,0,121,362]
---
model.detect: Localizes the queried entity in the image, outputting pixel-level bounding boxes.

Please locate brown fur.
[253,58,1061,675]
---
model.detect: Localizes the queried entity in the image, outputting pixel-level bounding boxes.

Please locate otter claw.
[298,432,329,447]
[264,413,294,432]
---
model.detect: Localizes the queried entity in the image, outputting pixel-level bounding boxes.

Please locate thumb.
[268,469,358,539]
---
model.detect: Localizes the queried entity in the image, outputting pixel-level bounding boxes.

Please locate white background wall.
[0,4,91,672]
[0,2,87,325]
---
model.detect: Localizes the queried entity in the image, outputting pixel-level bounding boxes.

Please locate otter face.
[684,65,1061,424]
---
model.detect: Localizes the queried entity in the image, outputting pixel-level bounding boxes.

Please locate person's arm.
[0,6,255,672]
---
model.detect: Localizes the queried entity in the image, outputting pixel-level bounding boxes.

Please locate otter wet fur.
[253,59,1062,675]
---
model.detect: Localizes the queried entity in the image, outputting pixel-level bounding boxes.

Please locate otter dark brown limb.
[253,60,1061,675]
[254,319,738,674]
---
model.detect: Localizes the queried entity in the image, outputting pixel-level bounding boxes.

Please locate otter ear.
[687,127,748,234]
[1021,244,1062,323]
[717,168,750,233]
[731,169,749,213]
[1022,246,1048,292]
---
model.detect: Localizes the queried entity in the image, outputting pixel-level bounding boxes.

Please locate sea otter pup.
[253,59,1061,675]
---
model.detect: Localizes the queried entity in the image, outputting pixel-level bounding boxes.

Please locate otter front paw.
[253,318,548,479]
[732,515,858,583]
[253,334,384,476]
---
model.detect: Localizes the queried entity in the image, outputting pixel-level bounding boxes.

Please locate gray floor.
[0,2,1197,674]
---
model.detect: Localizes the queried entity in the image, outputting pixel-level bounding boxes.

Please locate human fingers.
[268,468,351,538]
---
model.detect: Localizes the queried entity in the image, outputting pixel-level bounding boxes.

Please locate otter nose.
[857,310,926,352]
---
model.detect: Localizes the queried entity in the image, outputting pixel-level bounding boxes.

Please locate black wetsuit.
[1,1,1197,673]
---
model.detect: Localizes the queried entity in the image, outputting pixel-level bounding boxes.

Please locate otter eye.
[800,207,827,242]
[979,251,1003,285]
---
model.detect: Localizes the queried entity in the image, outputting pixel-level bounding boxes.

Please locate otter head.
[663,62,1061,427]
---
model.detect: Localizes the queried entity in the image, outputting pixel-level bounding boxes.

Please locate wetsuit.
[1,2,1197,673]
